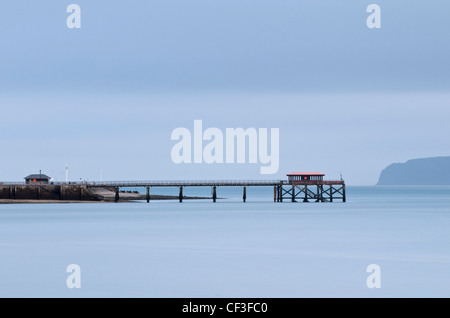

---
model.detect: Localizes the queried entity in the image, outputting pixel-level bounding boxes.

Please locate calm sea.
[0,186,449,297]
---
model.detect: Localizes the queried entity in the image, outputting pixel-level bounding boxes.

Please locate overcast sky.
[1,1,449,185]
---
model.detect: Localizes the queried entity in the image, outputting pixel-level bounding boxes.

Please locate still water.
[0,186,449,297]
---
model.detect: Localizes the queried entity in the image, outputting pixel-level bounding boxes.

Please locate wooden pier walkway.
[87,179,346,203]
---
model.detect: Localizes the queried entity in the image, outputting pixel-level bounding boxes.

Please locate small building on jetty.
[287,172,324,182]
[24,173,51,185]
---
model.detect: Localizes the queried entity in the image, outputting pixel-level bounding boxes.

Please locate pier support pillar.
[279,185,283,202]
[115,187,119,202]
[329,185,333,202]
[303,185,309,202]
[146,187,150,203]
[60,185,64,200]
[343,184,346,203]
[213,186,217,203]
[273,186,277,202]
[179,186,183,203]
[291,185,296,202]
[243,186,247,203]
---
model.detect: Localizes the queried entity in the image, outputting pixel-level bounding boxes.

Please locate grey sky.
[0,1,449,184]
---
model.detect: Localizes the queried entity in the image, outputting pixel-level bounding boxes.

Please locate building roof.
[286,172,325,176]
[24,174,51,180]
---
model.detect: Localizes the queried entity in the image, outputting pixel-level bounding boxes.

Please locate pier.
[0,177,346,202]
[91,178,345,203]
[0,172,345,203]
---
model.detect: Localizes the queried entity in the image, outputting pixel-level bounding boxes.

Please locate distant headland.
[377,156,450,186]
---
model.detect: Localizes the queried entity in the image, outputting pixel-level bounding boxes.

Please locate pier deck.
[86,180,344,187]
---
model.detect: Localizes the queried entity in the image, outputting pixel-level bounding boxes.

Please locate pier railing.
[88,180,285,187]
[0,180,345,187]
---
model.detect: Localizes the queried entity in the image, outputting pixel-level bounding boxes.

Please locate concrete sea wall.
[0,185,103,201]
